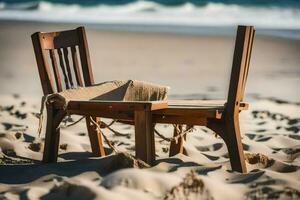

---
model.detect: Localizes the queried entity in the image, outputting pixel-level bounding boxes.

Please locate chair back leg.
[86,117,106,156]
[224,116,247,173]
[169,125,186,157]
[207,118,246,173]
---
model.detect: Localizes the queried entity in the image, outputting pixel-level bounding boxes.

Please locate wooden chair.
[152,25,255,173]
[32,25,254,173]
[31,27,167,164]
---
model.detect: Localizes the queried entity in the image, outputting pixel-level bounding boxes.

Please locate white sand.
[0,94,299,199]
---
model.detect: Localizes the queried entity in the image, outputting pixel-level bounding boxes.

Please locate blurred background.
[0,0,299,102]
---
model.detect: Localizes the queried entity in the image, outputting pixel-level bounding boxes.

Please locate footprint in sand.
[243,143,250,151]
[1,123,28,131]
[31,112,40,119]
[28,142,43,152]
[59,143,68,150]
[247,186,300,199]
[256,129,267,133]
[162,147,169,153]
[14,132,23,139]
[252,110,270,119]
[116,142,130,146]
[227,169,264,184]
[20,101,26,107]
[275,148,300,163]
[12,94,20,99]
[246,152,299,172]
[269,161,299,173]
[288,118,300,125]
[196,143,224,152]
[257,121,267,125]
[288,135,300,140]
[14,110,27,119]
[42,180,96,200]
[3,105,14,112]
[196,146,210,152]
[1,123,13,130]
[252,110,289,121]
[256,136,272,142]
[201,153,219,161]
[285,126,300,133]
[23,133,35,143]
[271,113,287,121]
[212,143,223,151]
[245,133,256,140]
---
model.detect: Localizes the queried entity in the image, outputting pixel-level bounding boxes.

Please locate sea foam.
[0,1,299,30]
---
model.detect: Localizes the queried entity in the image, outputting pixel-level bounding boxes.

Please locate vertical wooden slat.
[241,28,255,101]
[57,48,70,89]
[71,46,84,87]
[134,110,155,165]
[227,26,251,113]
[63,48,74,88]
[31,32,55,95]
[77,27,94,86]
[49,49,62,92]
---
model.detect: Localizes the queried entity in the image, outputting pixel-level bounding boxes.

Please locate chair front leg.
[134,110,155,165]
[43,105,65,163]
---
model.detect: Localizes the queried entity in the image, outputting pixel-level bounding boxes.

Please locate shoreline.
[1,19,300,41]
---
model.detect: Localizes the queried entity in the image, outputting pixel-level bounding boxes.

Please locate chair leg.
[169,125,186,157]
[208,118,247,173]
[224,117,247,173]
[86,116,106,157]
[43,106,61,163]
[134,110,155,165]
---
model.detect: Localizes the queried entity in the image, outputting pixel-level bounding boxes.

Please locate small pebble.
[15,132,22,139]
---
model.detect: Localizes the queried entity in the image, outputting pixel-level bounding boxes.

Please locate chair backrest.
[227,25,255,114]
[31,27,94,95]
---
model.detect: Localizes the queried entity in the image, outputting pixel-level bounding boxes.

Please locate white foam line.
[0,1,300,29]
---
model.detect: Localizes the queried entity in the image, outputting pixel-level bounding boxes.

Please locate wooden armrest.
[67,100,168,112]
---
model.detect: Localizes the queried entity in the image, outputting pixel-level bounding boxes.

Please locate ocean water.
[0,0,300,39]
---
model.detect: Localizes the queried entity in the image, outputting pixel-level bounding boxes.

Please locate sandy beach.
[0,20,300,199]
[1,20,300,101]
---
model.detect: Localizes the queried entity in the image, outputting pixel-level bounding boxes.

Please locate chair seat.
[152,100,248,124]
[67,100,168,112]
[49,80,168,109]
[169,99,226,107]
[169,99,248,107]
